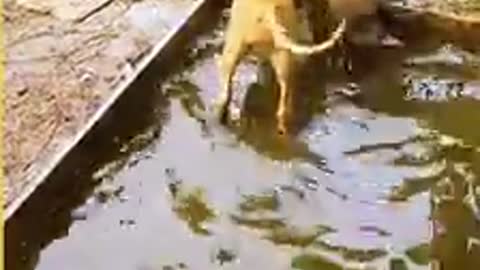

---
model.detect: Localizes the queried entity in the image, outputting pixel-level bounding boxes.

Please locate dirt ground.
[4,0,194,210]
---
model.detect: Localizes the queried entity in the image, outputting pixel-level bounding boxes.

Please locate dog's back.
[224,0,300,53]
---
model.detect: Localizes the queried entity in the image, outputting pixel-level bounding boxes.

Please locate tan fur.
[216,0,346,134]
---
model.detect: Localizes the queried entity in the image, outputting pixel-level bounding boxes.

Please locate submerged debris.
[213,248,236,266]
[265,224,336,247]
[238,192,280,213]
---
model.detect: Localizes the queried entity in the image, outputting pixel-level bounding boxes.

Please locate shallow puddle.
[6,7,480,270]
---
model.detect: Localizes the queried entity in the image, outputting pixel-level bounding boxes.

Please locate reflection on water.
[6,6,480,270]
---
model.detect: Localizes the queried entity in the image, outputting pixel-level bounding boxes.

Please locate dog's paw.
[277,126,287,136]
[276,117,289,136]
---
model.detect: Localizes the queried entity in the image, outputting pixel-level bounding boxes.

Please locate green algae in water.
[265,225,336,247]
[238,192,280,213]
[405,243,431,265]
[230,214,286,230]
[291,254,343,270]
[389,257,409,270]
[314,240,388,262]
[171,187,216,235]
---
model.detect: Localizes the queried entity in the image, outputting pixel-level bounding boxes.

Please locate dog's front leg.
[271,50,294,135]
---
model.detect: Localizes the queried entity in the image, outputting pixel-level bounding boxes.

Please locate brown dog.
[215,0,346,134]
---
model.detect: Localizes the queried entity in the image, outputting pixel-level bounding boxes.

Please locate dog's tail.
[269,7,346,55]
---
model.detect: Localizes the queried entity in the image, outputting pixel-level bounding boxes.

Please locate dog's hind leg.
[270,49,294,135]
[215,41,243,124]
[258,59,276,89]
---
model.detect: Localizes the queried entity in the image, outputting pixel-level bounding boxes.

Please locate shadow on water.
[6,4,480,270]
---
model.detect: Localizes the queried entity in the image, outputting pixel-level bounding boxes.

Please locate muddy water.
[6,9,480,270]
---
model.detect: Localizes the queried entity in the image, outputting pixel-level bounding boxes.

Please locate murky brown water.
[6,6,480,270]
